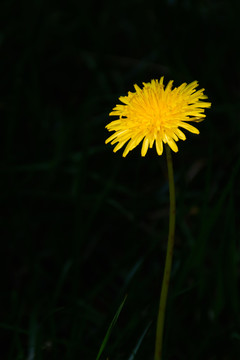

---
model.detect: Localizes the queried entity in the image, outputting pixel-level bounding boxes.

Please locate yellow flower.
[105,77,211,157]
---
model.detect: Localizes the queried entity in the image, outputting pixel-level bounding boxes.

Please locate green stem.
[154,144,176,360]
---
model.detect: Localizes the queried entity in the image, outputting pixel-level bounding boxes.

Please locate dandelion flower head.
[105,77,211,157]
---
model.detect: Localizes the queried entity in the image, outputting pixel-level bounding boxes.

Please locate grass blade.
[96,295,127,360]
[128,321,152,360]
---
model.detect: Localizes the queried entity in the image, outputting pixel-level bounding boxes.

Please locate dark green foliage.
[1,0,240,359]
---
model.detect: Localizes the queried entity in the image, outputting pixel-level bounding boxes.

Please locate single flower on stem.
[105,77,211,360]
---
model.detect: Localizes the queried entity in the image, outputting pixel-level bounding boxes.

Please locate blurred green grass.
[1,0,240,359]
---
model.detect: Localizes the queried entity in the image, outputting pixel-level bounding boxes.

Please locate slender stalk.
[154,144,176,360]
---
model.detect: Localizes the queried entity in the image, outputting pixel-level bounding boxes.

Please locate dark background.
[1,0,240,359]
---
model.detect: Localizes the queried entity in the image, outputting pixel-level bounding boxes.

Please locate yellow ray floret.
[105,77,211,157]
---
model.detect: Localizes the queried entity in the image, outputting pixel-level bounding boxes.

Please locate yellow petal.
[141,137,149,157]
[113,141,127,153]
[175,128,186,140]
[180,122,200,134]
[156,136,163,155]
[166,137,178,152]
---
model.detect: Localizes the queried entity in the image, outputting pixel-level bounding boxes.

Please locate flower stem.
[154,144,176,360]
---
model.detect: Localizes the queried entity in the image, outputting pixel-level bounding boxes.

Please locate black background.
[1,0,240,359]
